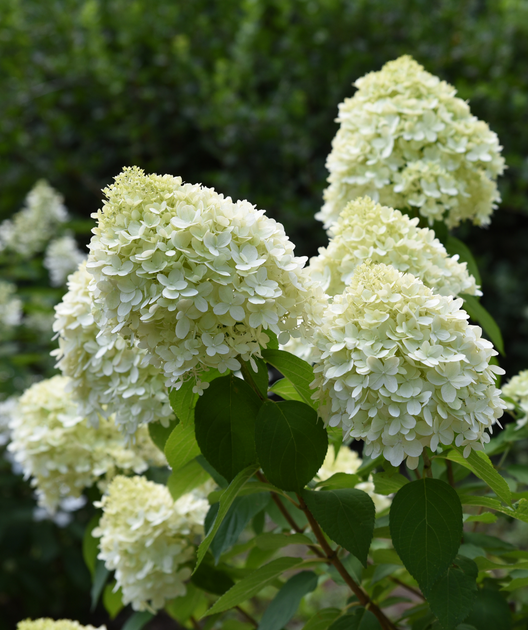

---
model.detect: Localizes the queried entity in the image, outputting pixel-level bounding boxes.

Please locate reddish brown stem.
[446,459,455,488]
[389,576,424,600]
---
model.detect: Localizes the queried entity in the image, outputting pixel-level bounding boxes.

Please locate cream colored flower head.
[0,280,22,338]
[309,197,480,298]
[0,180,68,256]
[17,620,105,630]
[53,261,172,436]
[44,234,86,287]
[502,370,528,428]
[317,445,391,512]
[94,475,211,612]
[8,376,165,512]
[317,55,505,230]
[311,261,506,469]
[87,167,309,392]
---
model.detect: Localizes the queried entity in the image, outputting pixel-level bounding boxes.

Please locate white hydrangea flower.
[0,397,17,447]
[44,234,86,287]
[17,620,105,630]
[53,261,172,436]
[0,180,68,256]
[311,261,506,469]
[502,370,528,428]
[94,475,211,612]
[309,197,480,298]
[8,375,166,512]
[87,167,309,391]
[0,280,22,337]
[317,445,391,512]
[318,55,505,230]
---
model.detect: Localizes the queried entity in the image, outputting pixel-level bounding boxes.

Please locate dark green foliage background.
[2,0,528,624]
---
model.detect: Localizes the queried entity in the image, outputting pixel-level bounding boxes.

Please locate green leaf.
[195,374,261,482]
[427,555,478,630]
[302,488,375,566]
[197,455,228,488]
[463,588,512,630]
[191,561,235,595]
[122,612,155,630]
[390,479,463,593]
[209,493,269,562]
[82,513,100,577]
[164,420,201,471]
[194,464,258,573]
[258,571,318,630]
[270,378,304,402]
[501,575,528,591]
[167,458,211,501]
[372,471,409,495]
[445,236,482,287]
[243,356,269,398]
[166,583,208,623]
[103,581,124,619]
[446,449,512,506]
[315,472,360,490]
[203,556,304,617]
[91,560,109,611]
[255,532,314,550]
[505,464,528,485]
[169,369,223,426]
[302,608,342,630]
[148,415,178,452]
[329,608,383,630]
[460,294,505,356]
[262,348,317,408]
[255,400,328,491]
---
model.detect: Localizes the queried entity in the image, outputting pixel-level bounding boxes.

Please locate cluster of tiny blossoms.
[94,475,211,611]
[311,262,505,468]
[44,234,86,287]
[309,197,480,298]
[53,261,172,436]
[8,376,165,512]
[317,55,505,230]
[0,180,68,256]
[17,621,105,630]
[0,280,22,337]
[502,370,528,428]
[317,445,391,513]
[87,167,308,391]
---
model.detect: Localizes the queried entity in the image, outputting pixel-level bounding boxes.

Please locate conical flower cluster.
[317,56,504,230]
[311,261,505,468]
[8,376,165,512]
[502,370,528,428]
[17,621,105,630]
[0,280,22,338]
[309,197,480,298]
[87,167,309,392]
[44,234,86,287]
[53,261,172,436]
[94,475,211,611]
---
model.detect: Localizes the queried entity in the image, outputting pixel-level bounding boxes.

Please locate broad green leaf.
[148,415,178,452]
[194,464,258,573]
[262,348,317,408]
[82,513,100,577]
[122,612,155,630]
[209,493,269,562]
[460,294,505,356]
[195,374,261,481]
[372,471,409,495]
[103,581,123,619]
[270,378,304,402]
[91,560,109,611]
[328,553,363,584]
[427,555,478,630]
[191,561,235,595]
[390,479,462,593]
[255,532,314,550]
[446,449,512,506]
[464,512,497,524]
[356,455,384,478]
[203,556,303,617]
[265,330,279,350]
[241,356,269,398]
[169,369,223,426]
[501,576,528,591]
[329,608,383,630]
[258,571,318,630]
[463,588,512,630]
[445,236,482,287]
[166,583,208,623]
[371,548,403,566]
[458,494,528,523]
[167,458,211,501]
[315,473,359,490]
[370,563,402,585]
[302,488,375,566]
[164,421,201,471]
[302,608,342,630]
[197,455,228,488]
[505,464,528,485]
[255,400,328,491]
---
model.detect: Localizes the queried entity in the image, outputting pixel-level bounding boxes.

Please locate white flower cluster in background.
[309,197,480,298]
[317,445,391,513]
[311,261,505,468]
[87,167,309,391]
[94,475,211,611]
[8,375,166,512]
[0,397,17,447]
[0,280,22,337]
[53,261,172,436]
[44,234,86,287]
[318,55,505,230]
[0,180,68,256]
[502,370,528,428]
[17,620,105,630]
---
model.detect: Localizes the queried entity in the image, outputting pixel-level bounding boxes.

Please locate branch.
[235,605,258,627]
